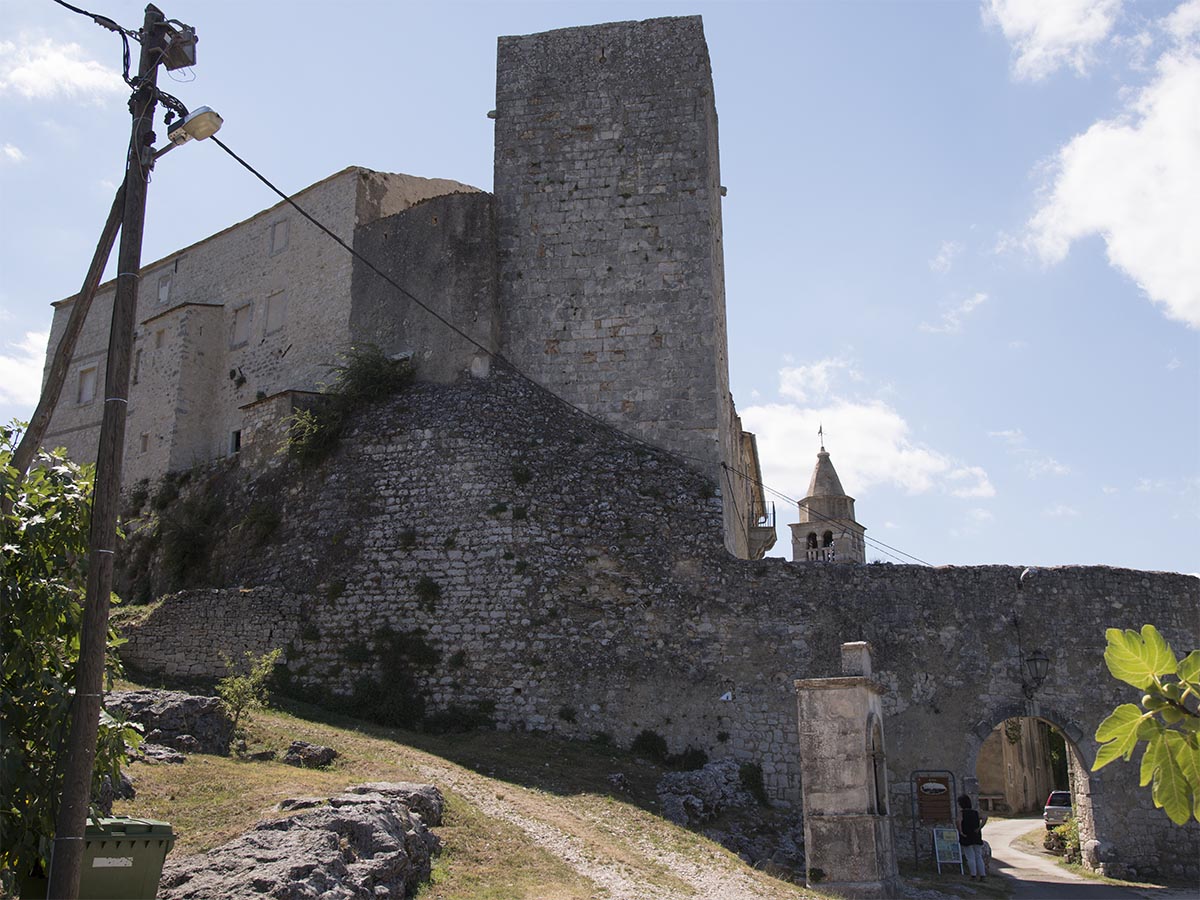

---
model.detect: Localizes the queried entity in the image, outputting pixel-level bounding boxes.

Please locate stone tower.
[493,17,749,554]
[790,442,866,564]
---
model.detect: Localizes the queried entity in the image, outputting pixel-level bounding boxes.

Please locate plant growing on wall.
[0,426,141,887]
[286,345,414,466]
[1093,625,1199,824]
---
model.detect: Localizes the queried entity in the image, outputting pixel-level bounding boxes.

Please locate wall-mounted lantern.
[1022,649,1050,699]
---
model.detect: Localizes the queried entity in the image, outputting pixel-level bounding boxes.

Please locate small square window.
[77,366,97,404]
[265,292,287,334]
[231,305,251,347]
[157,272,172,305]
[269,220,289,255]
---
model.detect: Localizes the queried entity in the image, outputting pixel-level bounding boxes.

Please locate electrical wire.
[206,136,935,568]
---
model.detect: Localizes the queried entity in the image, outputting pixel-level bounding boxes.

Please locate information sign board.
[932,827,962,874]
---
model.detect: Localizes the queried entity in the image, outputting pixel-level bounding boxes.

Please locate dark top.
[960,809,983,846]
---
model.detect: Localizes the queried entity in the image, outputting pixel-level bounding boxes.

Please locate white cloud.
[983,0,1122,81]
[1026,456,1071,477]
[989,428,1071,477]
[0,330,48,407]
[988,428,1027,446]
[919,292,988,334]
[1026,43,1200,328]
[1166,0,1200,42]
[930,240,964,273]
[1102,485,1119,494]
[1,143,26,164]
[1043,503,1081,517]
[0,36,125,102]
[778,357,859,404]
[742,396,994,501]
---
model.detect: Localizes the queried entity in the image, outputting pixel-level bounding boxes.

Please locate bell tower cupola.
[790,430,866,564]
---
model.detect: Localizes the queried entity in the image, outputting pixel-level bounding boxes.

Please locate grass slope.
[111,687,819,899]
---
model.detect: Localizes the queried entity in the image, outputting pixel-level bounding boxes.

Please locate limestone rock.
[337,782,444,826]
[140,743,188,764]
[158,787,443,899]
[656,757,752,827]
[106,689,233,756]
[283,740,338,769]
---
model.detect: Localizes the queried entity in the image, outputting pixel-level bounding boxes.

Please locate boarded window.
[265,291,287,334]
[157,272,172,305]
[270,219,289,255]
[77,366,97,404]
[231,305,251,346]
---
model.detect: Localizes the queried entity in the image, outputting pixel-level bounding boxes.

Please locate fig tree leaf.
[1104,626,1177,690]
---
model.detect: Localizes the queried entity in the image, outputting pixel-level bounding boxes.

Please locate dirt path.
[415,761,812,900]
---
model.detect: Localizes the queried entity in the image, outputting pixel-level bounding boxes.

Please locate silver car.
[1044,790,1072,829]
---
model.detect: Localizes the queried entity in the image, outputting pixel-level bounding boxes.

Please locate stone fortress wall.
[122,370,1200,882]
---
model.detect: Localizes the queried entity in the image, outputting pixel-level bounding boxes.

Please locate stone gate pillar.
[795,641,900,899]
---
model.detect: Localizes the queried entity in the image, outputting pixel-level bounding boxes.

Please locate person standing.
[958,794,986,881]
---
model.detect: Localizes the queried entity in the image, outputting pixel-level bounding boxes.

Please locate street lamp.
[1022,649,1050,699]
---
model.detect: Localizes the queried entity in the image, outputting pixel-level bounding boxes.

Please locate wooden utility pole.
[46,6,166,897]
[7,185,125,484]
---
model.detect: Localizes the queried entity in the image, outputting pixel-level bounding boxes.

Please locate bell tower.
[790,434,866,564]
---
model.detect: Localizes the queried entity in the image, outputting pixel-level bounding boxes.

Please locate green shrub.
[631,729,669,763]
[342,639,371,664]
[0,434,141,884]
[216,648,282,745]
[236,502,281,548]
[739,762,768,805]
[398,527,417,549]
[511,463,533,486]
[159,494,223,589]
[424,700,497,734]
[415,576,441,612]
[557,705,577,723]
[667,747,708,771]
[1046,817,1080,863]
[286,346,414,466]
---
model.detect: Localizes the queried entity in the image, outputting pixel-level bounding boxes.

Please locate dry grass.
[110,687,822,900]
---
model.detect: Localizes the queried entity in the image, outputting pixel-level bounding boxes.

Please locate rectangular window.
[155,329,165,349]
[157,272,172,305]
[230,430,242,455]
[269,219,289,255]
[133,348,142,384]
[140,432,150,453]
[77,366,97,404]
[265,291,287,334]
[231,305,251,347]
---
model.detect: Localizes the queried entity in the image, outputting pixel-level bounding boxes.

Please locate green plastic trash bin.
[16,817,175,899]
[79,816,175,899]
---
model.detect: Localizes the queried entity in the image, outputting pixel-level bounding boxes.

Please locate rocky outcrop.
[158,784,443,899]
[656,758,753,827]
[105,689,233,755]
[282,740,338,769]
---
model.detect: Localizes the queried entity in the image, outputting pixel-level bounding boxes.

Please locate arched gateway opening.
[966,703,1097,859]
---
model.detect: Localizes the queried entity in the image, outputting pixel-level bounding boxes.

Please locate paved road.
[984,817,1160,900]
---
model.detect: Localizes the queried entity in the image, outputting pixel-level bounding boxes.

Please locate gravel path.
[416,761,811,900]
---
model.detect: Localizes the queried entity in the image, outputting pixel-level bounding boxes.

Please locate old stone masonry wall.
[121,371,1200,881]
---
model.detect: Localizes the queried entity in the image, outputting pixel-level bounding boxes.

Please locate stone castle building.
[40,16,773,559]
[36,15,1199,888]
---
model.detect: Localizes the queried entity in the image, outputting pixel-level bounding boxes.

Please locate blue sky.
[1,0,1197,573]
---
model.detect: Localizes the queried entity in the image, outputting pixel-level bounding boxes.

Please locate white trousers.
[963,843,985,877]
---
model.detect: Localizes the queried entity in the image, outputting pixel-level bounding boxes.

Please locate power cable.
[206,137,934,567]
